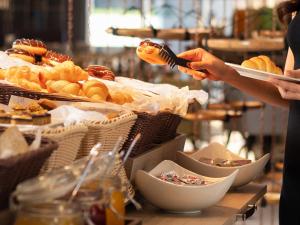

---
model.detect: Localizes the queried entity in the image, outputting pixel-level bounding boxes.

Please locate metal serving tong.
[159,44,208,73]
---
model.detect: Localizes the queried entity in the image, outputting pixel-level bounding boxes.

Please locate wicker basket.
[77,112,137,158]
[76,112,137,200]
[26,124,88,173]
[0,83,89,105]
[122,111,182,157]
[0,133,57,209]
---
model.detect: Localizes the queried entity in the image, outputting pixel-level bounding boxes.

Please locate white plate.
[135,160,238,213]
[226,62,300,84]
[177,142,270,187]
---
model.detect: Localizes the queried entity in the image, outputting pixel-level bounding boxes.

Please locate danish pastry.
[85,65,115,81]
[136,40,167,65]
[5,48,35,64]
[42,50,72,66]
[12,38,47,56]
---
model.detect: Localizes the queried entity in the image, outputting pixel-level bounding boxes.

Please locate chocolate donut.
[136,40,166,65]
[5,48,35,63]
[42,50,72,66]
[86,65,115,81]
[13,38,47,56]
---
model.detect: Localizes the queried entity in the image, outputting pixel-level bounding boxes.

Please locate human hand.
[177,48,235,81]
[269,69,300,100]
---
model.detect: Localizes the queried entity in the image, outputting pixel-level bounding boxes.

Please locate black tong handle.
[177,57,208,73]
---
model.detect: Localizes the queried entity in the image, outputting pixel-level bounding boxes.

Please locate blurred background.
[0,1,288,223]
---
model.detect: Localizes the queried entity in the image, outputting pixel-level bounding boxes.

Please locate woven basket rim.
[39,123,88,137]
[82,111,137,128]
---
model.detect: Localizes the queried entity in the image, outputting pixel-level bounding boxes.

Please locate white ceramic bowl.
[135,160,238,213]
[176,142,270,187]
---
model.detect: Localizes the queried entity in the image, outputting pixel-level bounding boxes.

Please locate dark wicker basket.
[153,112,182,144]
[0,83,87,105]
[0,129,58,209]
[122,111,182,157]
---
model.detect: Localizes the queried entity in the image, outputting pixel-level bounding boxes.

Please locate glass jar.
[14,201,84,225]
[78,176,125,225]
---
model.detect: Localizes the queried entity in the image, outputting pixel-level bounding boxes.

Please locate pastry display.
[42,50,73,66]
[241,55,283,75]
[136,40,167,65]
[81,80,109,101]
[198,157,251,167]
[46,80,81,96]
[5,48,35,64]
[158,171,211,186]
[0,101,52,125]
[12,38,47,56]
[85,65,115,81]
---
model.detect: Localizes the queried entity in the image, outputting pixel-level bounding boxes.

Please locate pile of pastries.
[0,100,53,125]
[0,38,133,105]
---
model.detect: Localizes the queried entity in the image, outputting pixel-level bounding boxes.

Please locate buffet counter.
[127,183,266,225]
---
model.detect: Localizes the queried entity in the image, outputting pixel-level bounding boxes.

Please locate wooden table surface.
[127,183,266,225]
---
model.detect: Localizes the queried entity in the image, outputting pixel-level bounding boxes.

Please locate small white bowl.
[135,160,238,213]
[177,142,270,187]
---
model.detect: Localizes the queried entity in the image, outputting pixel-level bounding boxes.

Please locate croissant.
[46,80,81,96]
[0,69,5,79]
[5,66,40,84]
[241,55,283,75]
[81,80,109,101]
[109,90,133,105]
[40,61,88,83]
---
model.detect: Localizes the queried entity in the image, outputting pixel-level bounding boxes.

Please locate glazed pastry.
[81,80,109,101]
[241,55,283,75]
[42,50,72,66]
[12,38,47,56]
[46,80,81,96]
[40,61,88,83]
[136,40,167,65]
[85,65,115,81]
[5,48,35,64]
[0,69,5,79]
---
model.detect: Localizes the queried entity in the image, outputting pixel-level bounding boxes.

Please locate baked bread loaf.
[81,80,109,101]
[46,80,81,96]
[241,55,283,75]
[40,61,88,83]
[136,40,167,65]
[42,50,72,66]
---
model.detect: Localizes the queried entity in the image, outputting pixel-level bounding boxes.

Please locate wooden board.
[127,183,266,225]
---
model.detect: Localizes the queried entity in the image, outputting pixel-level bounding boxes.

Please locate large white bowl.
[135,160,238,213]
[176,142,270,187]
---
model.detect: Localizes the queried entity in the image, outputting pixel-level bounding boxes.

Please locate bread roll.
[81,80,109,101]
[109,91,133,105]
[46,80,81,96]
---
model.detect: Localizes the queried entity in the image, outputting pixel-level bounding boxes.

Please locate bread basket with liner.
[0,127,58,209]
[25,124,88,173]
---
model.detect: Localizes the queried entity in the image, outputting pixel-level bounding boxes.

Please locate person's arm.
[177,48,289,108]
